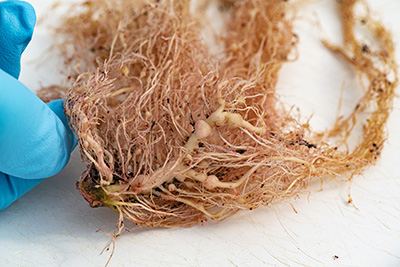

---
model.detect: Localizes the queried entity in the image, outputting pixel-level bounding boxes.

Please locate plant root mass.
[39,0,397,228]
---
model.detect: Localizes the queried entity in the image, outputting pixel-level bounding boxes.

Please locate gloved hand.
[0,0,78,210]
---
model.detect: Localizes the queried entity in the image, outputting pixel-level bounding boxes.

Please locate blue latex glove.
[0,1,78,210]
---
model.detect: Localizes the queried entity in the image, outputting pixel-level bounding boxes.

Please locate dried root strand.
[41,0,397,228]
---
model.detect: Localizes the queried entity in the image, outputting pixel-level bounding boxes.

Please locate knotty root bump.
[41,0,397,228]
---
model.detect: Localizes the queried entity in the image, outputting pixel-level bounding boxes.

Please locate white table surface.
[1,0,400,266]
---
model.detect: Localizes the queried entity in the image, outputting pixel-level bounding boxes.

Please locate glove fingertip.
[15,1,36,29]
[46,99,65,120]
[0,0,37,78]
[46,99,79,151]
[5,1,37,36]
